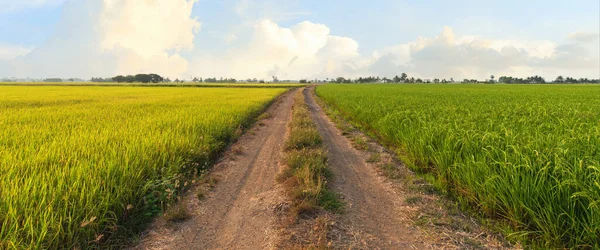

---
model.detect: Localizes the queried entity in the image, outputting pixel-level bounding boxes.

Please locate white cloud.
[190,20,360,80]
[568,31,600,43]
[363,27,600,80]
[0,44,34,61]
[188,22,598,81]
[100,0,200,57]
[1,1,598,81]
[0,0,199,79]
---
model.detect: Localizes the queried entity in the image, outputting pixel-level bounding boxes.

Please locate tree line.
[37,72,599,84]
[498,75,599,84]
[303,73,599,84]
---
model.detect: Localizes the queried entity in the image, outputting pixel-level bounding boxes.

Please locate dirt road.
[135,89,298,250]
[135,86,507,250]
[304,88,428,249]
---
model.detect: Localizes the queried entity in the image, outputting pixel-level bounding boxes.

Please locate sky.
[0,0,599,80]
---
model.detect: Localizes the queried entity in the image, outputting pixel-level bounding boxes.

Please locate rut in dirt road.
[304,87,428,249]
[135,89,299,250]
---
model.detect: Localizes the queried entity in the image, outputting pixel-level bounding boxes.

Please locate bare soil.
[133,89,298,250]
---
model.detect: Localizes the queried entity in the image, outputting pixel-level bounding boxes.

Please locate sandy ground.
[133,89,298,250]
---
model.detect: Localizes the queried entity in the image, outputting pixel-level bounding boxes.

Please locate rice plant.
[0,86,286,249]
[316,84,600,248]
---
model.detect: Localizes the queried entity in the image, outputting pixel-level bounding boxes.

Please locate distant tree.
[400,73,408,82]
[125,75,135,83]
[433,78,440,83]
[299,79,308,84]
[490,75,495,83]
[134,74,153,83]
[148,74,163,83]
[44,78,62,82]
[565,77,578,83]
[336,77,346,83]
[113,75,126,83]
[555,76,564,83]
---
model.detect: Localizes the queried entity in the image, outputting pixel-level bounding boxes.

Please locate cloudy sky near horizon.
[0,0,598,80]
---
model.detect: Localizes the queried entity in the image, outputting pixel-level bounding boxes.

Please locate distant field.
[0,86,287,249]
[316,84,600,248]
[0,82,306,88]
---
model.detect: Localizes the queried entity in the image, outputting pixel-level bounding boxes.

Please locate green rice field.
[316,84,600,248]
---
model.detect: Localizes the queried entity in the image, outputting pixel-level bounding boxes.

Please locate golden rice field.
[0,82,306,88]
[0,86,287,249]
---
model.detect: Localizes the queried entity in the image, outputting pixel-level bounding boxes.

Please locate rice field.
[0,86,287,249]
[316,84,600,248]
[0,82,306,88]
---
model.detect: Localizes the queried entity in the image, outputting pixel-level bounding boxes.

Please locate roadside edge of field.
[311,86,518,249]
[102,87,298,249]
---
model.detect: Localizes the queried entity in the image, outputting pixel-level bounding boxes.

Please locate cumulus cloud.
[1,2,598,81]
[188,22,597,81]
[364,27,600,79]
[0,0,199,79]
[190,20,360,80]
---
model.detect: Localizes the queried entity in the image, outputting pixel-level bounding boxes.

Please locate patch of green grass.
[280,90,342,217]
[285,127,322,151]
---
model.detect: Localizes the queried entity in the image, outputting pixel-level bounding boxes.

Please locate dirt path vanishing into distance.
[134,89,298,250]
[135,86,511,250]
[303,88,429,249]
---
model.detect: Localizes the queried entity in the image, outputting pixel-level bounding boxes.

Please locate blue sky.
[0,0,598,79]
